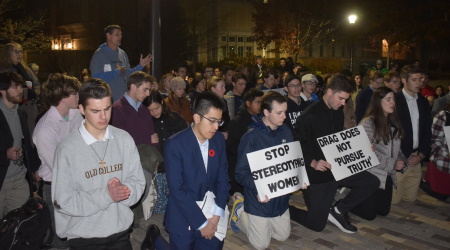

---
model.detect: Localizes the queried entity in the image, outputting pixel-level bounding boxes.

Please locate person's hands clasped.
[311,159,331,172]
[395,159,405,171]
[200,219,217,240]
[407,154,421,167]
[151,133,159,144]
[7,147,21,161]
[107,177,130,202]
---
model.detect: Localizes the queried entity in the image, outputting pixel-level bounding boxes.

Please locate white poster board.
[444,126,450,152]
[246,141,309,200]
[317,126,380,181]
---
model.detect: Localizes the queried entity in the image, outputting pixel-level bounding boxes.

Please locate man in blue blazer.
[165,92,230,249]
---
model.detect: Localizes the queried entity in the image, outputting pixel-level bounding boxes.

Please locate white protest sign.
[317,125,380,181]
[246,141,309,201]
[444,126,450,152]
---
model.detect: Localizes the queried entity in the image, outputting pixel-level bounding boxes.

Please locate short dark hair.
[127,71,152,89]
[244,88,264,103]
[326,74,355,94]
[0,71,24,93]
[173,64,187,73]
[263,70,276,79]
[104,25,121,36]
[221,65,234,75]
[79,78,111,108]
[234,73,247,83]
[285,75,301,86]
[203,66,213,74]
[193,91,224,116]
[384,71,400,82]
[260,91,287,115]
[369,71,384,81]
[41,74,80,107]
[400,65,424,80]
[143,90,172,118]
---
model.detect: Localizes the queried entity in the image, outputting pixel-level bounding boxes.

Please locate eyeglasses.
[12,49,23,54]
[304,81,317,85]
[206,70,214,73]
[198,114,224,126]
[287,84,301,89]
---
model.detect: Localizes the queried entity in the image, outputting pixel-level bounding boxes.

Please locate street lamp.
[348,14,357,72]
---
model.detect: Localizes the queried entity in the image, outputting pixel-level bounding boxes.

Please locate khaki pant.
[0,170,29,217]
[392,159,422,204]
[237,209,290,250]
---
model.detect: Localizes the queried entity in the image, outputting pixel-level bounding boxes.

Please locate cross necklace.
[90,139,110,168]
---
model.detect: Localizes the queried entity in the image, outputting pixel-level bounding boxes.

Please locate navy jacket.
[355,86,374,123]
[235,115,293,217]
[164,127,230,234]
[395,91,431,158]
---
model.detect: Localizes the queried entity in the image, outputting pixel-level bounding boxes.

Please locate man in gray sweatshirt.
[89,24,152,101]
[51,79,145,249]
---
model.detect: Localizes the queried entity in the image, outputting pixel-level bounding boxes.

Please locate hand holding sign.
[317,126,380,181]
[311,159,331,172]
[246,141,309,201]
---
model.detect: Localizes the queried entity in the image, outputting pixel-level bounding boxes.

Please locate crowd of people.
[0,24,449,250]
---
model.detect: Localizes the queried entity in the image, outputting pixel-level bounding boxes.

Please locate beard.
[6,90,23,104]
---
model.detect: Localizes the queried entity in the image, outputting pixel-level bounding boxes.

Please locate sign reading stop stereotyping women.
[246,141,309,201]
[317,126,380,181]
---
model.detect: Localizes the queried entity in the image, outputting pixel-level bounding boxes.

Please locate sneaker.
[328,206,357,233]
[229,192,244,233]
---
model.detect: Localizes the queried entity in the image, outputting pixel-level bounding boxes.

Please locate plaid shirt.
[430,110,450,173]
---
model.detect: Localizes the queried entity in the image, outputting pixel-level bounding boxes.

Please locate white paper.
[104,64,112,72]
[317,126,380,181]
[246,141,309,201]
[192,191,229,241]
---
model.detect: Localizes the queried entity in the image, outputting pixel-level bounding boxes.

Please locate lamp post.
[348,14,357,72]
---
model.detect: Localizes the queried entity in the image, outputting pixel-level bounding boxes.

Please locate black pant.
[351,176,393,220]
[290,171,379,232]
[67,227,132,250]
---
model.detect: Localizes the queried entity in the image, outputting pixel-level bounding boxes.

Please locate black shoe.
[141,224,160,250]
[328,206,357,233]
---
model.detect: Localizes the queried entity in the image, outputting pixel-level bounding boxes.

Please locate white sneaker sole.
[328,213,356,234]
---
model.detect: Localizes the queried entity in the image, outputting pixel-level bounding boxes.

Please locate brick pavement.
[131,186,450,249]
[50,167,450,250]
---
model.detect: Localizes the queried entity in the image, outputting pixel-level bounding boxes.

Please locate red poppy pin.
[209,149,215,157]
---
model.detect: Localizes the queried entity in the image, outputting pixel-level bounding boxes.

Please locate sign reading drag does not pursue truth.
[317,126,380,181]
[246,141,309,201]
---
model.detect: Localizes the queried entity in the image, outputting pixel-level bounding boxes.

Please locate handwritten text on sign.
[247,141,309,200]
[317,126,380,181]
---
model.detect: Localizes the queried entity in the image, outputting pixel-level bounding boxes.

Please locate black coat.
[395,91,432,158]
[0,106,39,190]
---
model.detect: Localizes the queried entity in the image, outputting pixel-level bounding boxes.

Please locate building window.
[221,36,227,42]
[238,36,244,43]
[238,46,244,57]
[229,46,236,55]
[246,46,253,54]
[219,46,227,60]
[229,36,236,43]
[308,44,313,57]
[319,44,324,57]
[246,36,253,43]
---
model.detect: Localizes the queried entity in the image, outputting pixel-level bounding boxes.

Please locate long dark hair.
[143,90,173,118]
[365,86,403,144]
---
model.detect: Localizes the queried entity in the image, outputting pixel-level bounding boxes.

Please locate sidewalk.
[132,186,450,249]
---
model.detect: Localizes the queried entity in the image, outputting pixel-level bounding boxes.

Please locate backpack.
[0,197,53,250]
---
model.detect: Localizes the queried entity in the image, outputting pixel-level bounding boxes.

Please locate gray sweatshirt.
[51,124,145,239]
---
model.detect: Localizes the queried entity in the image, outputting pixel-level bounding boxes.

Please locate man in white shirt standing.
[33,74,83,248]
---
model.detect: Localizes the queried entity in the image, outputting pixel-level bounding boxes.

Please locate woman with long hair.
[143,91,187,214]
[351,86,405,220]
[187,76,206,109]
[158,73,173,99]
[435,85,445,99]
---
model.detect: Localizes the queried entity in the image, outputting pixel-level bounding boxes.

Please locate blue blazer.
[164,127,230,234]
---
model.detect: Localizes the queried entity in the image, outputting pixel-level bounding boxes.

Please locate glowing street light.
[348,14,357,72]
[348,14,357,24]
